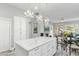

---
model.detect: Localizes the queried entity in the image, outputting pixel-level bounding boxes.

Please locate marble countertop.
[15,37,55,51]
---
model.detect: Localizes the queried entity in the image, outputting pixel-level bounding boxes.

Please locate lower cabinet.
[47,42,54,56]
[41,43,48,56]
[29,47,41,56]
[15,38,56,56]
[29,40,56,56]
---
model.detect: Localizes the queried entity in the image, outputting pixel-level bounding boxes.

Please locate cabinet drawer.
[47,48,53,56]
[41,44,48,56]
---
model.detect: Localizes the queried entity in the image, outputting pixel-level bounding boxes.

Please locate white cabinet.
[47,42,54,56]
[41,43,48,56]
[0,17,11,52]
[29,47,41,56]
[41,41,55,56]
[14,16,27,49]
[21,17,27,40]
[14,16,29,41]
[15,37,56,56]
[14,16,22,41]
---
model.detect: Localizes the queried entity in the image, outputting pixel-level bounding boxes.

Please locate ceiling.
[9,3,79,22]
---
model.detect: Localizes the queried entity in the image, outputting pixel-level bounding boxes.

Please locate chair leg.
[69,45,71,56]
[65,44,67,52]
[77,50,79,55]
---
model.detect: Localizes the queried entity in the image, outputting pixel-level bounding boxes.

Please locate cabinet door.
[47,41,54,56]
[41,40,56,56]
[41,43,48,56]
[14,16,27,40]
[52,39,56,55]
[14,16,21,41]
[29,47,41,56]
[0,20,11,52]
[26,18,30,39]
[21,17,26,40]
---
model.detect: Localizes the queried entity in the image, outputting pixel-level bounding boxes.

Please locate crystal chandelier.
[24,10,34,17]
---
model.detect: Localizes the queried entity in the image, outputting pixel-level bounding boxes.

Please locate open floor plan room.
[0,3,79,56]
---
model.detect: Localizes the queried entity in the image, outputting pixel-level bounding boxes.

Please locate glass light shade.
[24,10,34,17]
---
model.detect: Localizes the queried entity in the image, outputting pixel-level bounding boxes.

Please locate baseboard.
[0,48,15,53]
[9,48,15,51]
[0,49,9,53]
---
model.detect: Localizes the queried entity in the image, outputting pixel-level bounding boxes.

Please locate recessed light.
[34,6,38,10]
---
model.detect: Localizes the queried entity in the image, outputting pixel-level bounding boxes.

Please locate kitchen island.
[15,37,56,56]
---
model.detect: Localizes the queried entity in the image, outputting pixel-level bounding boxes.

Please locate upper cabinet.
[14,16,31,41]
